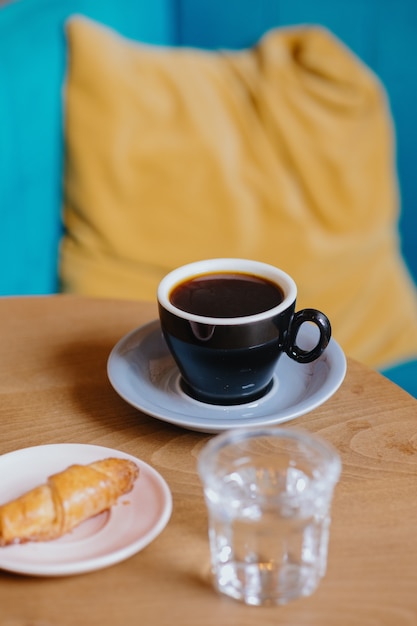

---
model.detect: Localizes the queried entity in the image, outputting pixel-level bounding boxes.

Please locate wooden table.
[0,295,416,626]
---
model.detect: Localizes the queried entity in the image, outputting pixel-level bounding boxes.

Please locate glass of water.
[197,426,341,606]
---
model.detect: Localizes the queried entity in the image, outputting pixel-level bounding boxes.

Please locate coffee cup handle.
[285,309,331,364]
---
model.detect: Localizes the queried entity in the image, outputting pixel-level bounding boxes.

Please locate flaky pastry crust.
[0,457,139,546]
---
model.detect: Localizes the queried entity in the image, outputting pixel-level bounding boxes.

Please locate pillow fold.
[61,17,417,368]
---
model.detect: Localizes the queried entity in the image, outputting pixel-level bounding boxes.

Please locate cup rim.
[157,258,297,325]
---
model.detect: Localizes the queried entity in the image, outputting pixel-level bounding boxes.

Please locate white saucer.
[107,320,346,433]
[0,444,172,576]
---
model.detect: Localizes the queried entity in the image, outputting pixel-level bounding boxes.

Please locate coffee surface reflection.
[169,272,284,318]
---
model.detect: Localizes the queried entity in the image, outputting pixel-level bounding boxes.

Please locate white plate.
[107,320,346,433]
[0,444,172,577]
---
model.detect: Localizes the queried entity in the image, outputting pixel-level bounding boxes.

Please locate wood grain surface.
[0,295,416,626]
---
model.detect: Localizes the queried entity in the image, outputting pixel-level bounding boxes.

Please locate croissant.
[0,457,139,546]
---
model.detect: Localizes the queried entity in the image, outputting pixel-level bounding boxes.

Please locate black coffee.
[169,272,284,318]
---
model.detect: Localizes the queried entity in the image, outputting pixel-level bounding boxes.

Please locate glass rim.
[197,426,342,483]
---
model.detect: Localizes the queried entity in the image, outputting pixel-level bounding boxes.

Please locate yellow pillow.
[61,16,417,369]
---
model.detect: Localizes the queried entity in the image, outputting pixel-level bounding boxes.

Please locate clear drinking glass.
[197,426,341,606]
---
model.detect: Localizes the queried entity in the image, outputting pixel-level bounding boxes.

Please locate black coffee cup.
[157,258,331,405]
